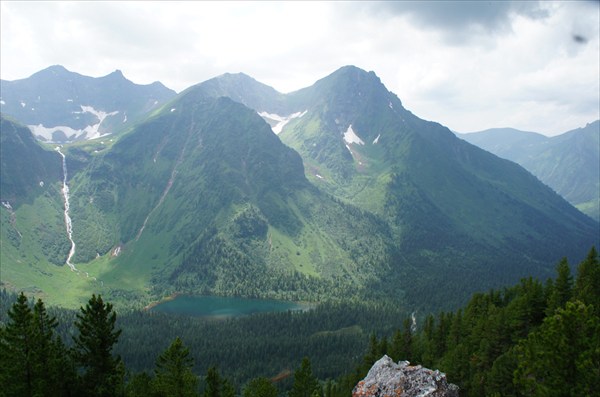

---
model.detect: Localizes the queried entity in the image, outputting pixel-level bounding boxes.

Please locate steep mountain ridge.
[188,66,598,305]
[0,65,176,142]
[0,116,71,273]
[0,115,62,205]
[65,92,395,302]
[0,65,597,310]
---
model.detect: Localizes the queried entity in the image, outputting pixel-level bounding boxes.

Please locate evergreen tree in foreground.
[204,366,234,397]
[514,300,600,396]
[153,337,199,397]
[243,377,278,397]
[0,292,34,397]
[0,294,73,397]
[289,357,320,397]
[73,294,123,397]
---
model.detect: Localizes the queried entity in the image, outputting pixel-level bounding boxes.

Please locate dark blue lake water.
[150,295,309,318]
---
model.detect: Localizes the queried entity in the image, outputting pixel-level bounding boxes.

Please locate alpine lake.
[149,295,311,319]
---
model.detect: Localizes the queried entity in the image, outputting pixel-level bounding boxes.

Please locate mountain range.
[0,65,176,143]
[0,66,598,310]
[457,122,600,221]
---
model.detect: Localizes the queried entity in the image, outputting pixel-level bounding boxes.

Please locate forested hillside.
[1,66,598,313]
[2,247,598,397]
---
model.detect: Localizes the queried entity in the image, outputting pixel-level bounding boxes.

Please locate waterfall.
[55,147,77,272]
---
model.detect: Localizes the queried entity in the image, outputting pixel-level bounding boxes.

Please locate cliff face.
[353,355,459,397]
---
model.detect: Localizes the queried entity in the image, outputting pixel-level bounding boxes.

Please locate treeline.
[343,247,600,397]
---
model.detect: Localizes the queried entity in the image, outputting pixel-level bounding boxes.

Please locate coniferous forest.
[1,247,598,397]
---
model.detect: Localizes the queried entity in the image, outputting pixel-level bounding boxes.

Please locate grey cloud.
[359,1,549,43]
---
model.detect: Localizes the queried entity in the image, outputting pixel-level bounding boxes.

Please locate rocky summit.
[353,355,459,397]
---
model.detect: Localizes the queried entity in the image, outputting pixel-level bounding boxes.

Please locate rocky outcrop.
[353,355,459,397]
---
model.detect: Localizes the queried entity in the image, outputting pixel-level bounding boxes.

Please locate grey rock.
[353,355,459,397]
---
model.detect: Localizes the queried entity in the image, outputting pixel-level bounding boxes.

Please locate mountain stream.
[56,147,77,272]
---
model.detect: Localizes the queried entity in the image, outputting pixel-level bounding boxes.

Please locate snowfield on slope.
[258,110,307,134]
[29,105,118,142]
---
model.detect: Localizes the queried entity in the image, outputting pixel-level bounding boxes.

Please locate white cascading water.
[55,146,77,272]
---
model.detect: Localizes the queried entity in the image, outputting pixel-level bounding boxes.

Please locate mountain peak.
[29,64,71,79]
[330,65,381,83]
[109,69,125,77]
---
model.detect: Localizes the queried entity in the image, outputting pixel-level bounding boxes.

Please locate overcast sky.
[1,1,598,136]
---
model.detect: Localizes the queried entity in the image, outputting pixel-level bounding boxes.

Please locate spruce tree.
[575,246,600,312]
[73,294,123,397]
[153,337,198,397]
[514,300,600,396]
[546,257,573,314]
[243,377,278,397]
[204,366,222,397]
[289,357,319,397]
[31,298,73,397]
[0,292,34,397]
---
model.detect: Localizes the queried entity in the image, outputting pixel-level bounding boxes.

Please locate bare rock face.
[353,355,459,397]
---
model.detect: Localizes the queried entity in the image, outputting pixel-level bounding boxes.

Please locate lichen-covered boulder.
[353,355,459,397]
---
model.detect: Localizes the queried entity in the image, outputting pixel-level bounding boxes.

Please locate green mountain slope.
[0,116,96,305]
[0,65,176,142]
[65,93,395,303]
[2,66,598,311]
[191,66,599,307]
[0,115,62,204]
[459,121,600,220]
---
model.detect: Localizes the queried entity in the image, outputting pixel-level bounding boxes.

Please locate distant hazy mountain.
[0,65,176,143]
[458,121,600,220]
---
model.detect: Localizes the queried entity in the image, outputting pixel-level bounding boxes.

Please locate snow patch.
[343,125,364,145]
[258,110,308,134]
[20,101,26,108]
[373,134,381,144]
[1,201,12,210]
[123,114,127,123]
[67,99,74,102]
[315,174,323,179]
[170,108,176,112]
[389,102,393,109]
[29,105,118,142]
[39,181,44,187]
[0,100,5,105]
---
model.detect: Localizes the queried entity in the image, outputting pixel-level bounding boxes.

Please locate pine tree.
[126,372,153,397]
[204,366,223,397]
[546,257,573,314]
[153,337,198,397]
[30,298,74,397]
[289,357,319,397]
[0,292,34,397]
[73,294,123,397]
[514,300,600,396]
[575,246,600,312]
[243,377,278,397]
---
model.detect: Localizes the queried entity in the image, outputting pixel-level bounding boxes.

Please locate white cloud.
[1,1,598,136]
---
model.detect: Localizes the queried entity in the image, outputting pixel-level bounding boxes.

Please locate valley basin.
[149,295,311,318]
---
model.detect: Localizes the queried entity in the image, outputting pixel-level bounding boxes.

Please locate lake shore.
[143,292,180,311]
